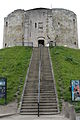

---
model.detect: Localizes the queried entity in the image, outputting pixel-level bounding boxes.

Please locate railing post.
[38,47,41,117]
[38,102,39,117]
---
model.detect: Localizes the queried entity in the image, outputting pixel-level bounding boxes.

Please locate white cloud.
[0,0,80,48]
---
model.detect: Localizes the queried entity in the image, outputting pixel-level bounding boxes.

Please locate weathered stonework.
[3,8,78,48]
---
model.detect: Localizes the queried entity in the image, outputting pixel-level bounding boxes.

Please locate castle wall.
[52,9,78,48]
[3,8,78,48]
[24,9,53,47]
[3,10,24,47]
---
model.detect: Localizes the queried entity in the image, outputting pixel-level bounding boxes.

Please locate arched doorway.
[38,40,44,47]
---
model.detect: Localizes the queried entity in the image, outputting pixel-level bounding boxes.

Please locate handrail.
[19,47,34,113]
[38,47,41,117]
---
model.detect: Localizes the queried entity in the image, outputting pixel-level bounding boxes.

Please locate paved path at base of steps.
[0,114,70,120]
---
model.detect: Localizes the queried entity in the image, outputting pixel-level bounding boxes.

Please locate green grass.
[50,46,80,112]
[0,46,32,104]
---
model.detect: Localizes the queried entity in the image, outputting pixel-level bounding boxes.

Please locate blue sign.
[71,80,80,101]
[0,77,7,104]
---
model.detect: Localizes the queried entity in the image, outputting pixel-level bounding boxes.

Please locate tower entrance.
[38,40,44,47]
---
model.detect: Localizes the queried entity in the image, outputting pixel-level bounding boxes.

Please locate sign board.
[71,80,80,101]
[0,77,7,104]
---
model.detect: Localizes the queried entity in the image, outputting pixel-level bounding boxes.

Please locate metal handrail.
[19,47,34,113]
[38,48,41,117]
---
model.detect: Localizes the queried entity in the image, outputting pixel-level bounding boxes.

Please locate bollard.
[69,105,76,120]
[64,102,70,118]
[62,100,65,115]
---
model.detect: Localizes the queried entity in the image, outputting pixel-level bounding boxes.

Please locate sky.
[0,0,80,48]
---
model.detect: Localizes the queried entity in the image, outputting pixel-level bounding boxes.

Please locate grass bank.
[0,46,32,104]
[50,46,80,112]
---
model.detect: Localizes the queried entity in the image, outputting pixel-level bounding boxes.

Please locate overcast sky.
[0,0,80,48]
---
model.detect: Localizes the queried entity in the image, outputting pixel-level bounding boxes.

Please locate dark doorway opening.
[38,40,44,47]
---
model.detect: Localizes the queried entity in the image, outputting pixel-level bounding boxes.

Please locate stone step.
[40,82,53,83]
[24,90,55,96]
[26,83,38,85]
[40,90,55,95]
[24,93,38,95]
[40,95,56,97]
[40,90,55,92]
[27,78,38,80]
[40,82,54,83]
[22,101,57,104]
[28,74,38,77]
[40,102,58,106]
[39,111,59,115]
[40,83,53,85]
[22,99,38,101]
[40,87,55,89]
[21,107,58,112]
[24,88,38,91]
[41,72,52,75]
[25,84,38,86]
[28,76,38,79]
[22,102,58,106]
[20,108,58,113]
[22,101,37,104]
[39,109,58,112]
[20,112,38,115]
[21,106,38,109]
[40,82,54,84]
[22,100,57,104]
[23,96,37,98]
[26,81,38,83]
[40,92,55,94]
[21,106,57,109]
[20,109,38,112]
[23,95,56,98]
[25,89,38,91]
[22,103,38,106]
[23,98,56,101]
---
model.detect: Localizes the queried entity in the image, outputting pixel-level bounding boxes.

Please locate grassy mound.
[50,46,80,112]
[0,46,32,104]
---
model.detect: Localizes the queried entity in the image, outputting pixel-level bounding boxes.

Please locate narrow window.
[5,43,7,47]
[6,22,8,27]
[30,32,31,37]
[58,22,60,25]
[35,23,37,28]
[74,42,76,45]
[22,22,23,27]
[73,19,75,22]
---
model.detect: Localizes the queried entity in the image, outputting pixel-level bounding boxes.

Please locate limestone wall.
[3,9,24,47]
[52,9,78,48]
[3,8,78,48]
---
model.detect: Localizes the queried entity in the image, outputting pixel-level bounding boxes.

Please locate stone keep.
[3,8,78,48]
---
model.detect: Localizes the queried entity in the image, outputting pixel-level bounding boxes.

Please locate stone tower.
[3,8,78,48]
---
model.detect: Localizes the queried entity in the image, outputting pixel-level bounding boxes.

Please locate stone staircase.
[20,47,59,115]
[39,47,59,115]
